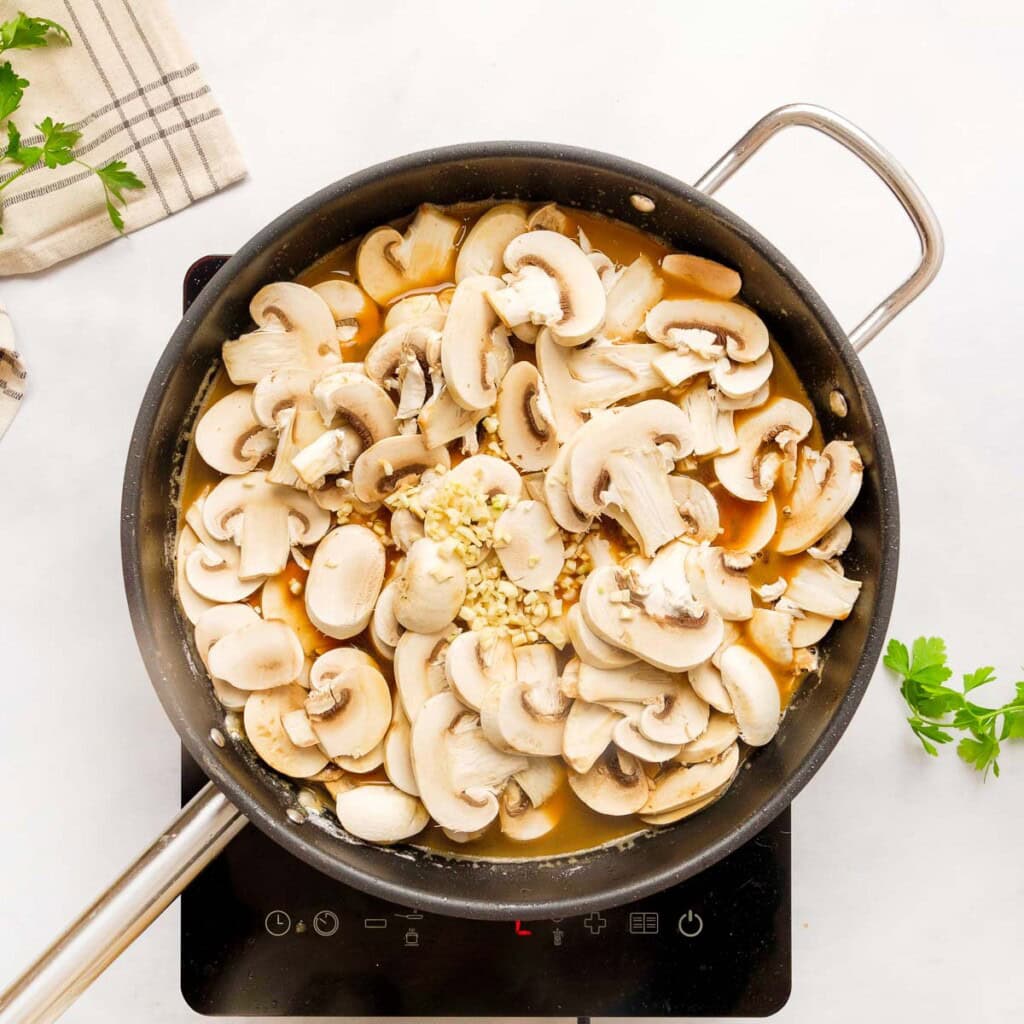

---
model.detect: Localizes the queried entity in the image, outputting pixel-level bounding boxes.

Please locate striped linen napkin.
[0,304,25,439]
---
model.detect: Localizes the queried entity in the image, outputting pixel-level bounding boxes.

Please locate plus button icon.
[583,912,607,935]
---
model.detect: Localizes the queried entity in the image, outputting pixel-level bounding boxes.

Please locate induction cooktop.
[177,256,792,1019]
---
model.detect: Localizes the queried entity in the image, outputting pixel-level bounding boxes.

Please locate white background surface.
[1,1,1022,1022]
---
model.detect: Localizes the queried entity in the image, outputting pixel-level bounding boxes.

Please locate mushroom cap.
[747,608,795,667]
[175,526,215,625]
[542,437,592,533]
[785,556,861,619]
[676,711,740,764]
[562,699,619,773]
[613,717,681,763]
[687,659,734,714]
[441,275,513,411]
[499,230,607,347]
[207,619,305,691]
[312,279,375,345]
[309,645,379,686]
[335,784,429,844]
[481,676,570,757]
[568,747,650,815]
[304,525,385,639]
[334,743,386,774]
[383,706,419,796]
[394,538,467,634]
[789,609,833,647]
[304,661,392,759]
[566,603,638,669]
[243,684,330,778]
[251,367,317,429]
[685,546,754,622]
[641,742,739,816]
[456,203,529,281]
[363,323,437,392]
[496,361,560,471]
[645,297,769,364]
[494,500,564,591]
[445,631,515,711]
[394,628,454,722]
[369,579,402,661]
[660,253,742,299]
[184,525,262,604]
[352,434,450,503]
[668,476,721,543]
[808,517,852,561]
[713,348,774,399]
[193,602,260,709]
[774,442,863,555]
[312,370,398,445]
[714,398,813,502]
[195,388,274,475]
[447,453,523,502]
[718,645,782,746]
[602,255,665,342]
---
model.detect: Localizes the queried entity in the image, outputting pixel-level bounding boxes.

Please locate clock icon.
[264,910,291,937]
[313,910,339,937]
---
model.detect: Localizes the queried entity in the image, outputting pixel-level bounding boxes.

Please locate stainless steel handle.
[0,783,245,1024]
[694,102,944,352]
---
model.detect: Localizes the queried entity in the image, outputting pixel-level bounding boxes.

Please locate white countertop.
[1,1,1022,1021]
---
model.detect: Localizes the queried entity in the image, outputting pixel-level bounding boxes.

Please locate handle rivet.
[209,728,226,748]
[829,389,849,417]
[630,193,655,213]
[286,808,305,825]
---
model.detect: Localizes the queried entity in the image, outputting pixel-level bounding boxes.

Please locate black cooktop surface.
[178,256,791,1018]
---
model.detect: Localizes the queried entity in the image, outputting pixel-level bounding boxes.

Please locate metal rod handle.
[0,783,246,1024]
[694,102,944,352]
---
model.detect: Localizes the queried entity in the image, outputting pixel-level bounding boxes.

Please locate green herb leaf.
[0,12,70,51]
[3,119,41,167]
[91,159,145,232]
[0,60,28,120]
[963,666,996,693]
[36,116,78,167]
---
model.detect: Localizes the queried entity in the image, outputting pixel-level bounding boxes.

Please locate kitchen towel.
[0,304,25,440]
[0,0,246,275]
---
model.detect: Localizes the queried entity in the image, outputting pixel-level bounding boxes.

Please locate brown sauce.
[178,201,830,861]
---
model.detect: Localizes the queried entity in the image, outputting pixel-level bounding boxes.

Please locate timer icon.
[264,910,291,937]
[313,910,339,937]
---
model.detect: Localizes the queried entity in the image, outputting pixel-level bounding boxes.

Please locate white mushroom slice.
[566,604,638,669]
[441,275,513,411]
[417,390,484,448]
[260,572,321,656]
[714,398,814,502]
[312,279,373,344]
[747,608,795,667]
[688,659,733,714]
[456,203,529,282]
[660,253,742,299]
[721,494,778,555]
[251,368,324,488]
[678,380,738,457]
[304,661,392,758]
[222,283,339,384]
[184,499,265,601]
[499,778,562,841]
[542,439,592,533]
[445,631,515,712]
[383,705,419,796]
[775,443,863,555]
[668,476,721,544]
[613,717,681,763]
[496,362,559,471]
[712,621,743,668]
[202,471,330,580]
[685,546,754,622]
[335,785,428,844]
[601,255,664,342]
[352,434,450,503]
[568,400,693,556]
[562,699,619,773]
[645,298,769,364]
[281,708,319,748]
[334,745,387,775]
[369,580,402,661]
[364,324,437,393]
[244,685,330,778]
[389,508,425,552]
[789,610,833,648]
[494,500,564,591]
[305,525,385,639]
[356,205,461,304]
[712,349,774,400]
[640,789,725,826]
[448,453,523,503]
[195,388,275,475]
[808,517,852,561]
[289,430,355,489]
[176,526,215,625]
[394,629,453,722]
[676,711,739,764]
[641,743,739,816]
[527,203,573,234]
[207,619,304,691]
[481,672,570,757]
[312,368,398,445]
[785,557,861,619]
[717,383,770,411]
[576,661,709,745]
[514,756,564,808]
[394,538,467,633]
[411,692,512,833]
[309,647,379,687]
[194,603,260,709]
[446,713,530,794]
[384,293,446,332]
[718,646,781,746]
[568,748,649,815]
[488,230,606,347]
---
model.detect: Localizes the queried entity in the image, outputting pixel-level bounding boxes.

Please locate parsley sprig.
[0,11,144,235]
[884,636,1024,778]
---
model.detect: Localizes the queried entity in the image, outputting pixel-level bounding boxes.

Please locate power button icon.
[677,909,703,938]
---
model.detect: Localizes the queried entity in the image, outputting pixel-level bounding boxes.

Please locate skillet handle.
[0,783,245,1024]
[694,102,944,352]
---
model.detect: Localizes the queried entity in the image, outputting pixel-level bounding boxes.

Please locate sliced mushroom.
[312,279,376,345]
[393,538,467,634]
[747,608,794,667]
[568,747,649,815]
[394,628,454,722]
[661,253,742,299]
[448,453,523,502]
[243,684,329,778]
[562,699,619,773]
[183,498,264,603]
[356,205,461,304]
[712,350,774,400]
[685,546,754,621]
[688,659,733,714]
[176,525,215,625]
[194,388,275,475]
[542,438,592,532]
[785,557,861,619]
[281,708,320,748]
[808,517,852,561]
[337,745,386,773]
[305,525,385,639]
[612,717,681,763]
[527,203,573,234]
[566,603,637,669]
[494,500,564,591]
[384,293,447,332]
[788,608,833,647]
[445,631,515,711]
[304,659,392,758]
[568,400,693,556]
[645,297,769,364]
[194,603,260,709]
[487,230,606,347]
[601,255,664,342]
[207,619,304,691]
[456,203,528,282]
[260,571,322,656]
[718,645,781,746]
[496,361,559,471]
[714,398,814,502]
[335,784,428,844]
[390,507,425,552]
[499,778,561,840]
[676,711,739,764]
[441,275,513,411]
[364,323,438,394]
[678,379,738,457]
[250,368,323,488]
[222,283,339,384]
[202,471,330,580]
[383,704,419,796]
[641,742,739,817]
[310,369,398,460]
[369,579,403,661]
[352,434,450,503]
[668,476,721,543]
[775,443,863,554]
